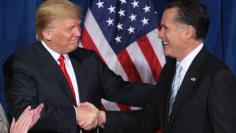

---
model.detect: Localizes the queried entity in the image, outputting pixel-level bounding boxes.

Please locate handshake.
[75,102,106,131]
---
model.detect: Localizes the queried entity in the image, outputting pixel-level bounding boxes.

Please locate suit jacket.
[102,92,159,133]
[3,41,156,133]
[158,47,236,133]
[0,104,8,133]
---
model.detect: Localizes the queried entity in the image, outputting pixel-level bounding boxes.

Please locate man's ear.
[42,29,53,41]
[185,25,195,40]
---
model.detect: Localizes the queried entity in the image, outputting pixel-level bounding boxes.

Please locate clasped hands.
[75,102,106,131]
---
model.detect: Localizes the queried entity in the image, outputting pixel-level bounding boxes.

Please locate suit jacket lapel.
[164,64,176,131]
[158,59,176,131]
[168,47,208,126]
[69,50,89,103]
[35,41,75,105]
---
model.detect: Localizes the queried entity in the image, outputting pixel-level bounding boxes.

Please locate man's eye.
[67,28,73,31]
[66,26,74,31]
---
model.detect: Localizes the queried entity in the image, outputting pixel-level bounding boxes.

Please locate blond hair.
[36,0,81,40]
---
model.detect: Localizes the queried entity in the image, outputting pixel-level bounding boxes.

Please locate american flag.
[80,0,166,111]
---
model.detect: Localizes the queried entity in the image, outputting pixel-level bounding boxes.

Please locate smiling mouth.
[162,41,168,46]
[71,40,79,43]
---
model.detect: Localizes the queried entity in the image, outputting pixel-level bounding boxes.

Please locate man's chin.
[163,50,169,56]
[71,46,78,51]
[71,43,79,48]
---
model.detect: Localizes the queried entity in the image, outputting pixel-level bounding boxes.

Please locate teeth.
[163,41,168,45]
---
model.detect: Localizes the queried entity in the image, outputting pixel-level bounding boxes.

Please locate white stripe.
[101,99,121,111]
[84,9,128,81]
[147,29,166,67]
[126,41,156,84]
[130,106,141,110]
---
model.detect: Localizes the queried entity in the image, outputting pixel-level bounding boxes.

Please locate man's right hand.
[75,102,99,130]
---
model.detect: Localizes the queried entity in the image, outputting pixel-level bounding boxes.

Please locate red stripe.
[155,129,162,133]
[81,27,105,62]
[137,36,162,82]
[100,104,106,111]
[117,103,131,111]
[117,49,142,82]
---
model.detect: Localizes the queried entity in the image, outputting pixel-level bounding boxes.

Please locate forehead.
[53,18,80,27]
[161,8,178,25]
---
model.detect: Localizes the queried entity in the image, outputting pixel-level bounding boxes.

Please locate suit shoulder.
[6,41,40,61]
[204,53,229,71]
[3,41,43,71]
[70,48,100,60]
[162,58,176,71]
[70,48,106,71]
[72,47,96,55]
[199,52,236,81]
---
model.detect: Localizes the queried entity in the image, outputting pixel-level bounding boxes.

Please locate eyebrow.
[161,24,167,29]
[65,24,80,30]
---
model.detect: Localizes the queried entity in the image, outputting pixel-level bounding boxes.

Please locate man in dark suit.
[99,0,236,133]
[157,0,236,133]
[3,0,157,133]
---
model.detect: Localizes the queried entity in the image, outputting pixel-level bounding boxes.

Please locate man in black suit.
[100,1,236,133]
[3,0,157,133]
[157,1,236,133]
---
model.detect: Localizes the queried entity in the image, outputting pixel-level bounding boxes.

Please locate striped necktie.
[169,65,183,116]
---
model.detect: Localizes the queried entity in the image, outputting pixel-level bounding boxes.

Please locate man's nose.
[74,26,81,37]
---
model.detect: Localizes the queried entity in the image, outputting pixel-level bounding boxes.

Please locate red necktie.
[58,55,77,105]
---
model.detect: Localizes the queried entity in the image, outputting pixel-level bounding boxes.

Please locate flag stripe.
[137,35,162,82]
[117,103,132,111]
[102,99,120,111]
[126,40,156,83]
[146,29,166,67]
[117,50,142,82]
[80,27,104,61]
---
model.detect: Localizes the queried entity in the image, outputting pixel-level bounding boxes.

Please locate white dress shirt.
[177,43,203,86]
[41,41,80,105]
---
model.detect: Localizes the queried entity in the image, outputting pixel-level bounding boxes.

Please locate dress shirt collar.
[41,40,69,64]
[177,43,203,76]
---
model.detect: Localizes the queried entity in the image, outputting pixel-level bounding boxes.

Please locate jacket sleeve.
[89,48,160,133]
[91,52,157,106]
[103,88,160,133]
[208,69,236,133]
